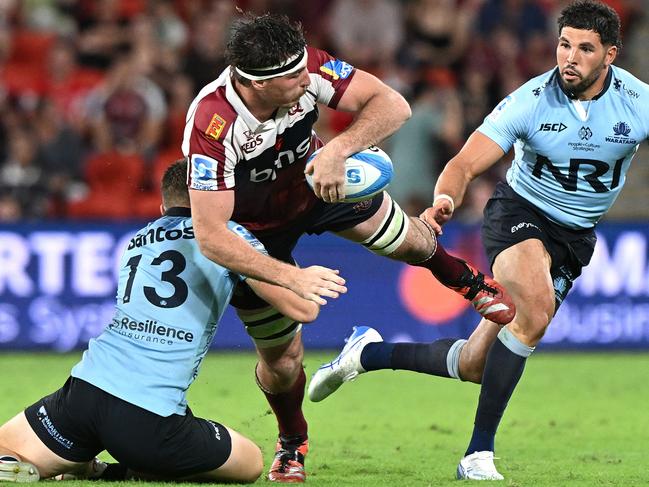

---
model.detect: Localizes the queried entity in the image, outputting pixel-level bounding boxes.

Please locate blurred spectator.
[33,100,85,216]
[399,0,477,71]
[326,0,403,70]
[0,193,21,221]
[74,0,131,69]
[181,2,233,94]
[43,38,104,129]
[22,0,77,36]
[0,127,49,218]
[84,48,167,157]
[387,82,464,214]
[477,0,548,42]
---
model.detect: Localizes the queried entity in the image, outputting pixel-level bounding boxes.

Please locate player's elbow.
[389,88,411,122]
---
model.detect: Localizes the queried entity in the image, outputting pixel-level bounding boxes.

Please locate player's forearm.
[328,89,411,157]
[248,279,320,323]
[195,226,296,288]
[434,156,474,209]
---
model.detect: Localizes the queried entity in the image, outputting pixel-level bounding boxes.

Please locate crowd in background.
[0,0,646,222]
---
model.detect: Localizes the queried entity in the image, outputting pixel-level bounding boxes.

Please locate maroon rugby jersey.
[182,47,356,233]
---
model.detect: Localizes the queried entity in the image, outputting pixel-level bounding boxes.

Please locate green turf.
[1,351,648,486]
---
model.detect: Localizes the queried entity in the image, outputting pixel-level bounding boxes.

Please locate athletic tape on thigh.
[361,197,410,256]
[237,307,302,348]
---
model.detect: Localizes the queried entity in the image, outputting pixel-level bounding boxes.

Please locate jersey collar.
[164,207,191,217]
[555,66,613,101]
[225,68,263,132]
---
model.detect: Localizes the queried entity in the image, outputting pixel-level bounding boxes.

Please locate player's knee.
[512,301,553,345]
[459,345,487,384]
[240,444,263,483]
[361,195,414,258]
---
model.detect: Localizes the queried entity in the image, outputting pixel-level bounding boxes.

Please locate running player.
[0,159,344,483]
[309,0,649,480]
[183,13,514,482]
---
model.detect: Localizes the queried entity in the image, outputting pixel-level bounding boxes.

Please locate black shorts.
[481,182,597,309]
[232,193,384,309]
[24,377,232,477]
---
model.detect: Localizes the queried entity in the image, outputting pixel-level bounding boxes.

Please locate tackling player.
[0,159,344,483]
[309,0,649,480]
[183,13,515,482]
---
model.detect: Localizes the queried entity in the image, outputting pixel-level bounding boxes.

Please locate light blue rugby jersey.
[478,65,649,229]
[71,208,267,416]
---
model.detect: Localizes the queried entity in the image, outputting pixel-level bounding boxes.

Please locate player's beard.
[560,61,607,98]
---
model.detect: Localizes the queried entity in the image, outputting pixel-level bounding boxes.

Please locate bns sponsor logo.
[539,122,567,133]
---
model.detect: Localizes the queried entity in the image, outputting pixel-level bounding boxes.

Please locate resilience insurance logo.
[109,316,195,346]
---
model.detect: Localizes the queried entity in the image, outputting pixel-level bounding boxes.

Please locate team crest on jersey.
[488,94,515,121]
[205,113,227,140]
[320,59,354,80]
[606,122,637,144]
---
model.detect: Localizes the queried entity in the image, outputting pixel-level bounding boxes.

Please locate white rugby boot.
[308,326,382,402]
[0,456,39,483]
[456,451,504,480]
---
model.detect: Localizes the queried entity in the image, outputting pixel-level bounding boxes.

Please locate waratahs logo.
[613,122,631,137]
[606,122,636,144]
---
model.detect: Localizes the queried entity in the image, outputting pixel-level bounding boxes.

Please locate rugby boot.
[456,451,504,480]
[308,326,382,402]
[0,456,39,483]
[268,436,308,483]
[450,261,516,325]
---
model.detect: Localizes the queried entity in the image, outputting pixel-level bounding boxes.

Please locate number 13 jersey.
[72,210,266,416]
[479,65,649,229]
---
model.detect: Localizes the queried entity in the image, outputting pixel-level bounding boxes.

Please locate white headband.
[235,47,308,81]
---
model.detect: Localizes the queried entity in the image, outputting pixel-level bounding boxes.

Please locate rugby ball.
[305,146,393,202]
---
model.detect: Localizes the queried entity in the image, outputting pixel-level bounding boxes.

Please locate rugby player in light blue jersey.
[0,159,346,483]
[309,0,647,480]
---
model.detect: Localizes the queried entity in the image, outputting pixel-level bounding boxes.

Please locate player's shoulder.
[306,45,354,82]
[608,65,649,107]
[517,68,562,103]
[189,70,239,143]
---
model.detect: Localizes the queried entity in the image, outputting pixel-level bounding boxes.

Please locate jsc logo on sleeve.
[320,59,354,80]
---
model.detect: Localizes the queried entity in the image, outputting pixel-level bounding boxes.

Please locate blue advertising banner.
[1,221,649,351]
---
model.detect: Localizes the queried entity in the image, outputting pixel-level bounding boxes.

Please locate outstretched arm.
[191,189,346,304]
[421,131,505,234]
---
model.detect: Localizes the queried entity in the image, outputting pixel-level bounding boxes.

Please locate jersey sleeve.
[226,221,268,281]
[185,92,239,191]
[306,46,356,109]
[477,86,534,153]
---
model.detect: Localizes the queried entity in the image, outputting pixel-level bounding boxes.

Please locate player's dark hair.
[558,0,621,47]
[225,13,306,83]
[161,158,190,208]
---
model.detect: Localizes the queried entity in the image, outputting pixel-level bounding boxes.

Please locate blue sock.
[360,342,395,371]
[465,328,534,456]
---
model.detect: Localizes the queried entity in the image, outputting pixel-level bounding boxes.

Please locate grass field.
[1,351,648,486]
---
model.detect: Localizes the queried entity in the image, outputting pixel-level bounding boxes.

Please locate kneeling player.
[0,159,346,483]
